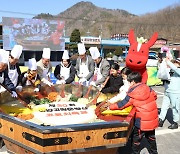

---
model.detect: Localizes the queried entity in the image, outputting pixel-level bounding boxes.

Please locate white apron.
[0,73,6,93]
[60,66,70,80]
[79,60,92,86]
[79,62,89,77]
[42,67,49,80]
[94,62,103,81]
[8,65,19,87]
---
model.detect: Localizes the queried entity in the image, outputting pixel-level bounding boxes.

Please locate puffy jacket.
[109,83,158,131]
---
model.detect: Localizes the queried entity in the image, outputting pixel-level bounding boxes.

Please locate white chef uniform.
[89,47,102,85]
[42,48,51,80]
[8,45,23,87]
[60,50,70,81]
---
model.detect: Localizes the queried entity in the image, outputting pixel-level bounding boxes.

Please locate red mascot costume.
[126,29,158,83]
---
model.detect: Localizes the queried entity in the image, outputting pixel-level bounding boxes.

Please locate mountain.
[35,1,180,42]
[55,1,136,37]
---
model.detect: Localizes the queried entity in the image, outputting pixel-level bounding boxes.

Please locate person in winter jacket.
[101,72,158,154]
[159,58,180,129]
[107,67,132,103]
[101,63,123,94]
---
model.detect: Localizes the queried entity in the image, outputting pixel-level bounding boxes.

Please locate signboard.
[111,33,128,40]
[2,17,65,51]
[154,39,167,45]
[81,36,101,44]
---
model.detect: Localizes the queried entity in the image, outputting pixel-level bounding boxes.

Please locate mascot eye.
[141,50,144,53]
[133,49,135,52]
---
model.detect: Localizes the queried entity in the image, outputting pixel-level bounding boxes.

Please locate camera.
[169,69,174,76]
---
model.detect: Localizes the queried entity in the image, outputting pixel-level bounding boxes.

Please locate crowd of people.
[0,42,180,153]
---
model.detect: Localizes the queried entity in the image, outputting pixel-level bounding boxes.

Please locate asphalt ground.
[1,85,180,154]
[118,85,180,154]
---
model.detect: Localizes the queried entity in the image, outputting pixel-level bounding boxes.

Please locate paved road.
[153,86,180,154]
[1,85,180,154]
[118,85,180,154]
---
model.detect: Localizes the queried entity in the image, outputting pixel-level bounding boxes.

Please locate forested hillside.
[35,1,180,42]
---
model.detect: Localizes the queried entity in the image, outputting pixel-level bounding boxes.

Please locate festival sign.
[81,36,101,44]
[2,17,65,51]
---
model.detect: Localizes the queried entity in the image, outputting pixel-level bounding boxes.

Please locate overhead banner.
[2,17,65,51]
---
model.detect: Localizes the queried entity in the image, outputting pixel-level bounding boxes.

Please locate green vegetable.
[39,98,51,104]
[25,96,51,105]
[25,96,40,105]
[69,95,79,102]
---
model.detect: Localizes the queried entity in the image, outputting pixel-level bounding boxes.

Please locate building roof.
[65,36,130,47]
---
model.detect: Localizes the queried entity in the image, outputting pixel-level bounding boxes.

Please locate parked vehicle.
[146,55,158,67]
[149,51,157,57]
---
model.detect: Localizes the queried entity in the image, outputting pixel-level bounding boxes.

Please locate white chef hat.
[62,50,69,60]
[78,43,86,55]
[0,49,9,64]
[89,47,100,60]
[28,58,37,70]
[11,45,23,59]
[42,48,51,59]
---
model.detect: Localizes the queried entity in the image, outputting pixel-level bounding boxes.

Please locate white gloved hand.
[78,74,84,78]
[56,80,66,85]
[42,78,53,87]
[79,78,87,84]
[60,80,66,84]
[90,81,96,87]
[11,91,17,98]
[56,80,61,84]
[46,80,53,87]
[16,86,22,92]
[24,73,28,78]
[34,88,39,92]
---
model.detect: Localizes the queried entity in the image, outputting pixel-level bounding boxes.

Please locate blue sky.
[0,0,179,22]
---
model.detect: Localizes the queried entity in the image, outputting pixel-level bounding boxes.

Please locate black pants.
[131,126,158,154]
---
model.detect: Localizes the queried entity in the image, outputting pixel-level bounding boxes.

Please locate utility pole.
[98,24,103,38]
[86,29,90,36]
